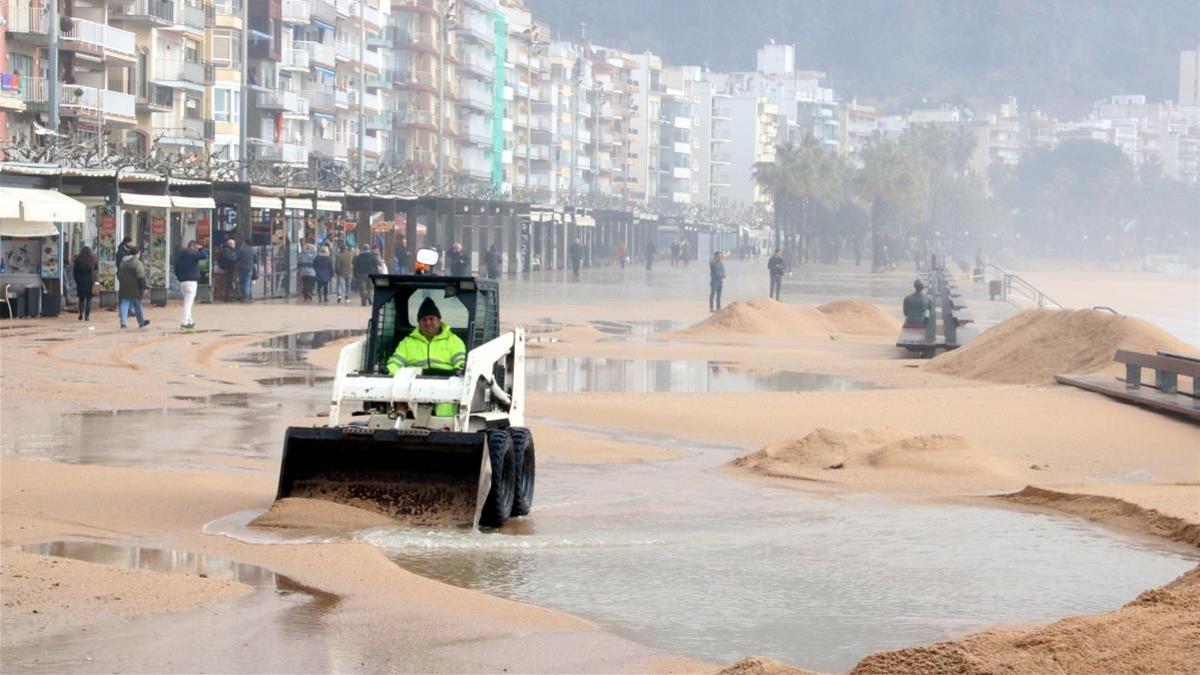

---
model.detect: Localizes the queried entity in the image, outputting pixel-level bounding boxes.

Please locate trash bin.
[988,280,1002,301]
[41,289,60,317]
[150,287,168,307]
[23,285,42,317]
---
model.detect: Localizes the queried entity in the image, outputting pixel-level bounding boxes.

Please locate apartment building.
[657,65,696,204]
[626,51,663,204]
[717,93,776,205]
[838,99,879,165]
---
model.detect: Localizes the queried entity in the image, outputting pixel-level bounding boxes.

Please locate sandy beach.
[2,259,1198,672]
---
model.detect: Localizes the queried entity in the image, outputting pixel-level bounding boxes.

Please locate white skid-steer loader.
[276,250,534,528]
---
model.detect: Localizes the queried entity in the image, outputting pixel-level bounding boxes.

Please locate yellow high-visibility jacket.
[387,324,467,374]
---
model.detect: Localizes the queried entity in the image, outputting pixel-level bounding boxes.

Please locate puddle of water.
[237,329,363,369]
[591,319,684,341]
[6,540,340,673]
[365,431,1198,672]
[526,356,883,393]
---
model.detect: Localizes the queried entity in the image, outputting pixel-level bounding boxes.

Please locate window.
[185,40,200,64]
[212,88,239,123]
[211,30,236,68]
[184,94,201,119]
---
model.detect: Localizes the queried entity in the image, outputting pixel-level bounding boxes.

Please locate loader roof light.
[416,248,439,267]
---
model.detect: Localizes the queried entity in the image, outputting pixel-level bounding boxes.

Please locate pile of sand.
[672,298,896,339]
[926,308,1197,385]
[850,564,1200,674]
[730,428,1014,488]
[718,655,817,675]
[250,497,400,536]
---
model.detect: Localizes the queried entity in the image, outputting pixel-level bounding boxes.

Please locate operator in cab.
[387,297,467,375]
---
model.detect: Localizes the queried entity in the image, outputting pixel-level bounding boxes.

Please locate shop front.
[0,186,87,318]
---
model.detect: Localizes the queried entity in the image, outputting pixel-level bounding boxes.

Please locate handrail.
[985,263,1063,309]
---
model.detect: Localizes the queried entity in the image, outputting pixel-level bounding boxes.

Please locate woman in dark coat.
[72,246,98,321]
[313,245,334,303]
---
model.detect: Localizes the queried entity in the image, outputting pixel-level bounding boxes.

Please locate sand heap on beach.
[850,564,1200,674]
[926,308,1197,385]
[250,497,399,536]
[672,298,897,339]
[729,428,1014,488]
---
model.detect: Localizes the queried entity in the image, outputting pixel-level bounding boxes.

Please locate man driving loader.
[387,297,467,375]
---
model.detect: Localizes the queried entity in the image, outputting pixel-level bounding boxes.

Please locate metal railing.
[987,264,1064,309]
[155,59,206,84]
[297,41,336,67]
[61,17,137,57]
[110,0,176,23]
[280,47,310,69]
[281,0,309,23]
[18,76,48,103]
[6,0,48,33]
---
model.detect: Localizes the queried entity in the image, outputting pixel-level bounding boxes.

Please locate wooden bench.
[1056,349,1200,421]
[896,324,938,356]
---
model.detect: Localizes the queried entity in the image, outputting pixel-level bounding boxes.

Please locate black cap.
[418,297,441,319]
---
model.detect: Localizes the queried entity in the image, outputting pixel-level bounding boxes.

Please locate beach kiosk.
[0,187,87,318]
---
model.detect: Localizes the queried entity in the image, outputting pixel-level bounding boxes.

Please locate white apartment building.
[717,93,776,205]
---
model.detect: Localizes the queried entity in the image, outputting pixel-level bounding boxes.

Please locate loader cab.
[363,274,500,375]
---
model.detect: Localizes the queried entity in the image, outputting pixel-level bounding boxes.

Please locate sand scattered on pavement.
[850,563,1200,675]
[926,308,1197,384]
[671,298,896,339]
[730,428,1015,490]
[1000,486,1200,547]
[249,497,400,536]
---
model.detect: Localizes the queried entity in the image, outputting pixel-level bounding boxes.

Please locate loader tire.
[508,427,536,517]
[480,429,516,528]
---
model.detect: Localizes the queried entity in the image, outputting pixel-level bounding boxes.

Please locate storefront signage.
[100,214,116,238]
[151,217,167,235]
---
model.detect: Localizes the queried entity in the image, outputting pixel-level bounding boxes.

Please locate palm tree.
[753,143,802,253]
[853,137,926,271]
[754,137,845,262]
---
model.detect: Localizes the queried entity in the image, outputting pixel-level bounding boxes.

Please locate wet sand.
[2,259,1199,672]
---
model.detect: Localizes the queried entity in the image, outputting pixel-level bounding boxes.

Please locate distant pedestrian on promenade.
[335,244,354,302]
[217,238,238,301]
[569,239,584,279]
[117,247,150,329]
[617,241,627,269]
[298,243,317,301]
[72,246,97,321]
[645,240,656,271]
[173,239,207,330]
[446,242,470,276]
[394,239,412,275]
[679,239,690,268]
[670,240,680,267]
[236,241,258,303]
[768,248,785,301]
[484,244,502,279]
[353,244,378,306]
[709,250,726,312]
[314,245,334,303]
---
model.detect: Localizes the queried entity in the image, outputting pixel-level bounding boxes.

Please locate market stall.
[0,187,87,317]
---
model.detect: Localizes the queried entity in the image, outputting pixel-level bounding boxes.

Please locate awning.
[315,199,343,213]
[574,215,596,227]
[171,196,216,209]
[121,193,172,209]
[0,220,58,237]
[250,196,282,210]
[284,198,312,210]
[0,187,86,222]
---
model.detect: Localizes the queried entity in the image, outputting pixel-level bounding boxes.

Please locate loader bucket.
[276,427,490,529]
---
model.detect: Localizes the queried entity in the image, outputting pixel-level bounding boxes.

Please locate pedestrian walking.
[117,247,150,329]
[298,243,317,301]
[353,244,378,306]
[217,238,238,301]
[314,245,334,303]
[173,239,207,330]
[645,240,656,271]
[235,241,258,303]
[569,239,583,279]
[679,239,690,268]
[617,241,627,269]
[394,239,412,275]
[670,240,680,266]
[484,244,502,279]
[335,244,354,302]
[768,248,785,301]
[709,250,726,312]
[72,246,97,321]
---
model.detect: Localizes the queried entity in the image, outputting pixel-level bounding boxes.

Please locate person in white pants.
[173,239,207,330]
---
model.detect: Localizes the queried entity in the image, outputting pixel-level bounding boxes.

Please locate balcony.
[335,89,350,108]
[710,171,730,186]
[304,86,336,112]
[364,113,392,131]
[258,88,309,115]
[401,110,436,128]
[461,86,492,112]
[155,59,206,86]
[59,85,137,120]
[711,151,731,164]
[178,0,205,29]
[397,31,438,53]
[254,142,309,164]
[310,136,336,155]
[17,76,48,104]
[712,106,733,121]
[137,82,174,111]
[456,17,494,45]
[310,0,336,24]
[211,0,241,16]
[281,0,310,24]
[456,52,494,80]
[6,0,49,37]
[109,0,175,25]
[61,17,137,61]
[280,48,310,70]
[154,117,207,145]
[297,41,336,69]
[393,0,438,15]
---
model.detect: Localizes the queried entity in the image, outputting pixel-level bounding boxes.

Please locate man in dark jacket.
[446,242,470,276]
[569,239,583,279]
[235,241,257,303]
[709,250,726,312]
[484,244,502,279]
[217,238,238,301]
[352,245,378,306]
[394,239,412,275]
[117,248,150,329]
[173,240,207,329]
[767,248,785,300]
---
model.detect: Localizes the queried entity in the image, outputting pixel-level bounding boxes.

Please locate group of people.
[706,247,788,312]
[69,236,159,329]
